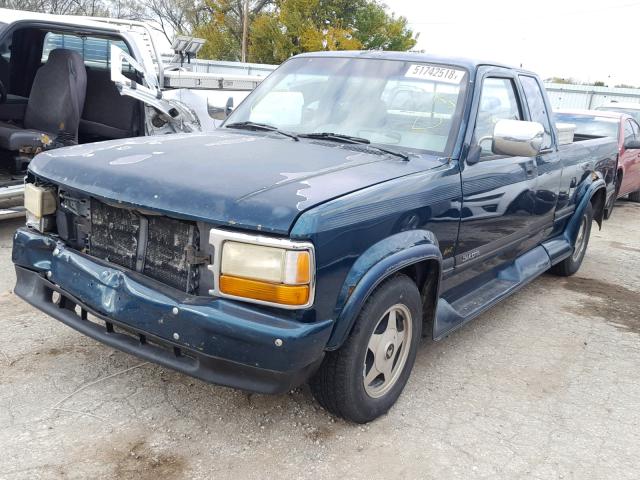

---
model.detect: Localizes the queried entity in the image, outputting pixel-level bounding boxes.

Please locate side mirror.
[492,119,544,157]
[208,96,235,121]
[624,139,640,149]
[225,96,234,116]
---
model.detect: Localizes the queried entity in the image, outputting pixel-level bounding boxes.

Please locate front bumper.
[12,228,332,394]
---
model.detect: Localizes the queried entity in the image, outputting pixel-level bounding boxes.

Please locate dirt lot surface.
[1,202,639,480]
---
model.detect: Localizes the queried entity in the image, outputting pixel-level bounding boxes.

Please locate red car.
[555,109,640,203]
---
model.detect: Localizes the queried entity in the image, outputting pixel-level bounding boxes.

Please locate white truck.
[0,8,274,219]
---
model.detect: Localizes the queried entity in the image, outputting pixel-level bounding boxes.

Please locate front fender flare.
[326,230,442,350]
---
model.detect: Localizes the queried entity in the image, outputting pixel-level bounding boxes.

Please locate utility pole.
[241,0,249,62]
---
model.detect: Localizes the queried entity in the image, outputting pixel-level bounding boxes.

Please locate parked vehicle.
[0,9,263,219]
[595,101,640,123]
[12,52,618,422]
[556,109,640,203]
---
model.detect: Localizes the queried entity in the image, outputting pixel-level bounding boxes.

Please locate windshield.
[225,56,469,155]
[595,106,640,123]
[555,113,619,139]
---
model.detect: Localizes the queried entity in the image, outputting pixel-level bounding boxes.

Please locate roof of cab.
[293,50,535,76]
[0,8,124,32]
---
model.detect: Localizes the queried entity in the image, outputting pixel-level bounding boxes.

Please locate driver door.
[453,69,540,287]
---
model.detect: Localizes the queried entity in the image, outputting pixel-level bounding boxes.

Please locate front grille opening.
[143,216,200,293]
[90,199,140,271]
[86,199,201,294]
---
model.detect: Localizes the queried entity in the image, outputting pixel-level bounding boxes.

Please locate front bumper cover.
[12,228,332,394]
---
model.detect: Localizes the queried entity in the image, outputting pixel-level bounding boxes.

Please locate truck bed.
[558,135,619,199]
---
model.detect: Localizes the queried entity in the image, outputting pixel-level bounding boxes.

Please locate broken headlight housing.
[24,183,57,232]
[208,229,315,309]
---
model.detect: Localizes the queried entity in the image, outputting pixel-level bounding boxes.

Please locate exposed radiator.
[88,199,200,293]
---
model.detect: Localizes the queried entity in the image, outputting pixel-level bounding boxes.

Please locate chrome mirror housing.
[492,119,544,157]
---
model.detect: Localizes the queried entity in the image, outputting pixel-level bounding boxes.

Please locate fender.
[565,175,606,244]
[326,230,442,350]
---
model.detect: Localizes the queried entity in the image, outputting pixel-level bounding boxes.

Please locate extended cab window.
[519,75,552,150]
[474,77,522,157]
[41,32,130,69]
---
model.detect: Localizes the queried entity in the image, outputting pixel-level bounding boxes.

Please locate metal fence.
[544,83,640,110]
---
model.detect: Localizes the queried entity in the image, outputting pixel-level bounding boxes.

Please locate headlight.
[24,183,57,232]
[209,229,315,308]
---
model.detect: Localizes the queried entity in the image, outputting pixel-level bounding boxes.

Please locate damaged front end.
[13,178,332,392]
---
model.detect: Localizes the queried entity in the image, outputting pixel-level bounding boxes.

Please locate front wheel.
[629,190,640,202]
[309,274,422,423]
[551,202,593,276]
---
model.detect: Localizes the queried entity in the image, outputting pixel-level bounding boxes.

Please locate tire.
[309,274,422,423]
[551,202,593,277]
[629,191,640,202]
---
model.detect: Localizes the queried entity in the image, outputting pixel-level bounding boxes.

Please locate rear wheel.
[629,190,640,202]
[551,202,593,276]
[309,274,422,423]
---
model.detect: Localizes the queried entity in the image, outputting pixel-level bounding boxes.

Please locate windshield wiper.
[298,132,410,160]
[298,132,370,144]
[225,121,299,141]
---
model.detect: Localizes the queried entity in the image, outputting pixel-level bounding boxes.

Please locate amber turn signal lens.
[219,275,310,306]
[295,251,310,284]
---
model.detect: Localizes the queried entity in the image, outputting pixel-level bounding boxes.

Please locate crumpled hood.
[30,130,440,234]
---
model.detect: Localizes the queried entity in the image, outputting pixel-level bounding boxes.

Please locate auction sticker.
[405,64,465,84]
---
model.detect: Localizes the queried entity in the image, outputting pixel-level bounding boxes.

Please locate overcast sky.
[384,0,636,85]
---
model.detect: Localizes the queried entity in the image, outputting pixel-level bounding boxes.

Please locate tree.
[141,0,207,43]
[353,1,415,51]
[0,0,203,44]
[0,0,111,15]
[247,0,414,64]
[194,0,273,62]
[548,77,576,85]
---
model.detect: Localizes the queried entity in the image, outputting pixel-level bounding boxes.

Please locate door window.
[474,77,522,157]
[519,75,553,150]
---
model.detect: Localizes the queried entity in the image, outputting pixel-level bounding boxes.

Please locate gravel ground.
[1,202,639,480]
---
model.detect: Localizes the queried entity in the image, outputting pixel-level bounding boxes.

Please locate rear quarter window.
[41,32,131,69]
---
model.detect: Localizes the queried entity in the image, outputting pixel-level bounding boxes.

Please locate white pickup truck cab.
[0,8,267,219]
